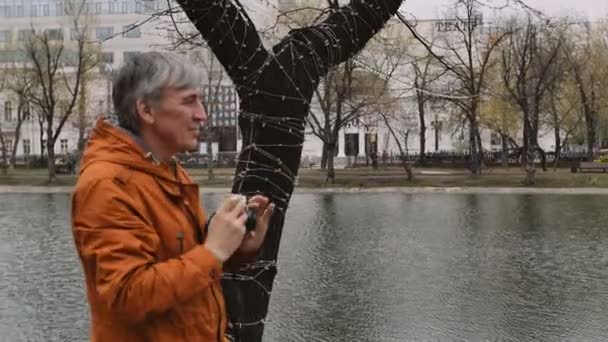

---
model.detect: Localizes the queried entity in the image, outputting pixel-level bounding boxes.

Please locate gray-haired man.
[71,51,273,341]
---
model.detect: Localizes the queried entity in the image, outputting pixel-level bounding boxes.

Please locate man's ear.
[136,99,154,125]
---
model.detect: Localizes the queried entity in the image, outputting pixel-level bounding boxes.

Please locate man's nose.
[194,102,208,123]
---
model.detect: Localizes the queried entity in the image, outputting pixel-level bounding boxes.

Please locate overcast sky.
[402,0,608,20]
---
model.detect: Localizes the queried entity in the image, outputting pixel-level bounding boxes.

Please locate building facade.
[0,0,280,159]
[1,0,560,164]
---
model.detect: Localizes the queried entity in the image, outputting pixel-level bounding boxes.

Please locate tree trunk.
[9,138,19,169]
[525,147,536,185]
[38,114,45,159]
[10,109,24,169]
[468,117,480,175]
[77,73,88,152]
[320,142,328,169]
[0,132,7,176]
[553,113,561,170]
[418,90,426,163]
[47,124,56,183]
[585,108,596,161]
[326,143,336,184]
[176,0,405,340]
[381,112,413,180]
[474,122,483,174]
[522,112,536,185]
[501,134,508,168]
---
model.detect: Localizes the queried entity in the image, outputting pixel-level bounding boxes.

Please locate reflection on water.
[1,192,608,341]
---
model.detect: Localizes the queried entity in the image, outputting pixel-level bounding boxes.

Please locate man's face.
[147,87,207,154]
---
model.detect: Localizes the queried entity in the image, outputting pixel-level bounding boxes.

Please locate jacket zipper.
[176,231,185,254]
[210,285,223,342]
[181,191,221,340]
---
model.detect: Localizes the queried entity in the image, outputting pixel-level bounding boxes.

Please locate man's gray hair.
[112,51,204,133]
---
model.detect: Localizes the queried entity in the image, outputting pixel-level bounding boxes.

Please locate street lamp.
[430,114,443,152]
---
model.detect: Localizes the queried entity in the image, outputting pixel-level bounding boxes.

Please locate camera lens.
[245,208,257,232]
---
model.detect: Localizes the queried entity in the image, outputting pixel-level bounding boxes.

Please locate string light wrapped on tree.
[175,0,405,340]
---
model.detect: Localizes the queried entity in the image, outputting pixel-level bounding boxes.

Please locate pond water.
[1,192,607,341]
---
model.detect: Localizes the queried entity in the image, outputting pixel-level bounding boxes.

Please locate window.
[56,3,63,16]
[344,133,359,156]
[100,52,114,65]
[18,29,34,42]
[15,6,23,16]
[4,101,12,121]
[45,29,63,41]
[32,4,38,16]
[121,1,128,14]
[0,30,10,43]
[60,139,68,154]
[41,139,46,155]
[23,108,31,121]
[123,25,141,38]
[123,51,140,62]
[2,5,11,17]
[137,0,157,14]
[42,4,50,16]
[109,2,116,14]
[96,27,114,41]
[95,2,102,14]
[23,139,31,155]
[5,139,12,152]
[491,132,501,146]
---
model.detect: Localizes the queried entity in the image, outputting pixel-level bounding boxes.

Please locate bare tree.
[0,73,8,175]
[409,52,447,161]
[400,0,508,174]
[5,66,35,169]
[36,107,45,160]
[308,59,395,182]
[22,0,97,182]
[377,102,415,179]
[561,21,608,160]
[547,85,582,169]
[369,28,444,163]
[499,16,564,184]
[300,2,403,183]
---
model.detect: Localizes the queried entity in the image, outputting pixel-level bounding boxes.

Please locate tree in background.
[0,73,7,175]
[4,65,35,169]
[402,0,508,174]
[498,16,565,184]
[21,0,98,182]
[561,20,608,160]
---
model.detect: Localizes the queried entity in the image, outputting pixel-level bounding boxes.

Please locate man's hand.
[203,195,248,262]
[238,195,273,255]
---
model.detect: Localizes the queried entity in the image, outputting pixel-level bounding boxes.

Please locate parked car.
[55,151,81,174]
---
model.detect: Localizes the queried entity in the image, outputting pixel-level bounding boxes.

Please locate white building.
[300,14,559,165]
[0,0,280,159]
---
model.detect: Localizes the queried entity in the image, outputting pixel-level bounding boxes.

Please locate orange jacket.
[71,118,228,341]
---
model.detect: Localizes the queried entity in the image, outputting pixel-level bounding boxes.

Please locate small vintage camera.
[234,194,257,232]
[245,206,257,232]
